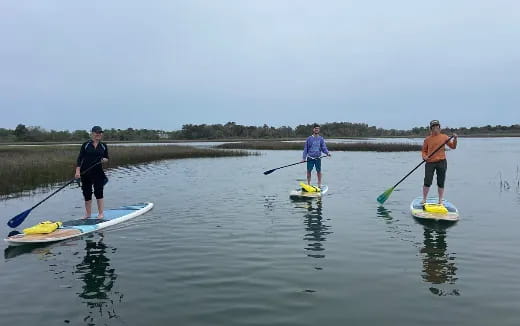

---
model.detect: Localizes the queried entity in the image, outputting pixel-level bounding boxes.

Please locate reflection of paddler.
[420,225,459,296]
[301,199,331,259]
[76,238,116,302]
[76,237,123,325]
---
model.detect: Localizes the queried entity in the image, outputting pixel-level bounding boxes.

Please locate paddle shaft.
[265,155,328,174]
[281,156,326,169]
[390,136,454,189]
[27,161,103,211]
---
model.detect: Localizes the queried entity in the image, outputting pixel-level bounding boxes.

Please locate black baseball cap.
[313,123,320,128]
[429,120,440,128]
[91,126,103,133]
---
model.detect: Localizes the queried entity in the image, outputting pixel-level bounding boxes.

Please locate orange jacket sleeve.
[446,135,457,149]
[422,138,429,159]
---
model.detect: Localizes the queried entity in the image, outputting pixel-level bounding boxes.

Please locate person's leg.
[436,160,447,204]
[93,174,105,218]
[314,159,321,188]
[422,186,430,204]
[316,159,322,188]
[96,199,104,218]
[306,160,313,185]
[438,188,444,204]
[423,162,434,204]
[84,200,92,218]
[81,175,93,218]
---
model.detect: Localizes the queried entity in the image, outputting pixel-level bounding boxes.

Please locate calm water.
[1,138,519,325]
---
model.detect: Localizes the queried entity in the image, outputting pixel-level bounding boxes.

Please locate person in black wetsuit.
[75,126,109,219]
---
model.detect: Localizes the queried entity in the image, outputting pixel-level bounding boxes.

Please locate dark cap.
[91,126,103,133]
[313,123,320,128]
[429,120,440,128]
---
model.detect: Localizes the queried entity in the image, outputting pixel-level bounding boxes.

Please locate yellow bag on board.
[23,221,63,235]
[300,182,321,193]
[423,204,448,214]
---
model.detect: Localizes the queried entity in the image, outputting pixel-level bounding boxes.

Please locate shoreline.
[216,141,422,152]
[0,134,519,146]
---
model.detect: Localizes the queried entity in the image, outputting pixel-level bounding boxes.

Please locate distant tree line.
[0,124,169,142]
[1,122,519,142]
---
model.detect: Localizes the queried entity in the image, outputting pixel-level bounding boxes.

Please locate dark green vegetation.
[2,122,519,142]
[216,141,422,152]
[0,145,252,197]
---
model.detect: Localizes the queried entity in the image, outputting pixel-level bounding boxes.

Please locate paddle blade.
[7,209,32,228]
[263,169,276,175]
[376,187,394,204]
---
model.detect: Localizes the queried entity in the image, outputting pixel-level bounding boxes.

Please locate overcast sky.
[0,0,518,131]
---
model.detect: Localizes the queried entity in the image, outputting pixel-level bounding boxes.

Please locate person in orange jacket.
[422,120,458,204]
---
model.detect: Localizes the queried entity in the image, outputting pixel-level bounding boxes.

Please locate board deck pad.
[290,185,328,200]
[62,219,106,226]
[5,202,153,246]
[410,197,459,221]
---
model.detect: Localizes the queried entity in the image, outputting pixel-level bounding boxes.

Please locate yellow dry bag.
[300,182,321,193]
[423,203,448,214]
[23,221,63,235]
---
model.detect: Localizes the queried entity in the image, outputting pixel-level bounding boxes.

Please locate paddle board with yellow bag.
[290,182,328,200]
[5,202,153,246]
[410,197,459,221]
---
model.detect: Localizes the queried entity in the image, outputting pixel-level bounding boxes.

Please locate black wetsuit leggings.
[81,171,105,201]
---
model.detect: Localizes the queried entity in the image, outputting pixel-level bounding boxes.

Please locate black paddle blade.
[7,209,31,228]
[263,169,276,175]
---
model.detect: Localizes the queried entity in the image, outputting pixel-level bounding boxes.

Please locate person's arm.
[302,138,309,161]
[75,143,85,178]
[321,137,330,156]
[102,143,109,162]
[447,133,457,149]
[422,139,429,160]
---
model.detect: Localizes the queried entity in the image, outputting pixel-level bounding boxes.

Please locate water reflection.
[376,206,415,245]
[4,235,123,325]
[418,222,460,296]
[293,199,332,259]
[4,241,61,260]
[377,206,460,296]
[377,205,393,224]
[76,236,123,324]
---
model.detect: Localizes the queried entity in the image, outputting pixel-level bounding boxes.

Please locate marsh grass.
[0,145,252,197]
[216,141,422,152]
